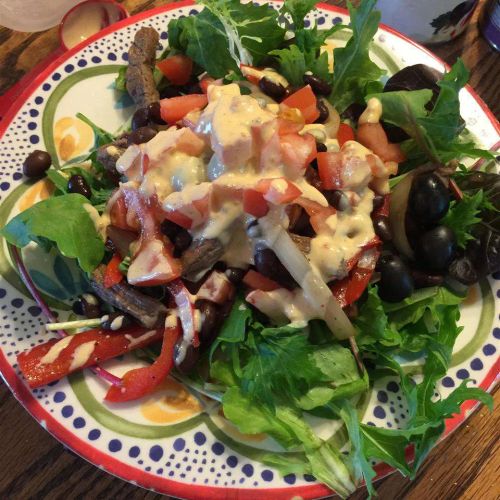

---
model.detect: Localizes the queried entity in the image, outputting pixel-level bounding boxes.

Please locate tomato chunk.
[243,188,269,217]
[243,270,281,292]
[156,55,193,86]
[280,133,317,176]
[337,123,355,147]
[317,151,344,190]
[255,178,302,205]
[160,94,208,124]
[17,326,163,388]
[281,85,320,124]
[105,323,180,402]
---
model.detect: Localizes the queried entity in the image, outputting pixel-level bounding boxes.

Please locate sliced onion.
[389,171,415,259]
[258,212,356,339]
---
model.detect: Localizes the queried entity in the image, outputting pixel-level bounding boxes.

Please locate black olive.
[226,267,246,284]
[316,142,327,153]
[131,107,150,131]
[409,173,450,223]
[411,269,444,288]
[376,254,414,302]
[129,126,157,145]
[448,255,478,285]
[72,294,101,318]
[324,190,349,211]
[68,174,92,199]
[382,122,409,143]
[173,230,192,256]
[105,237,116,253]
[258,77,287,101]
[175,343,200,374]
[373,215,392,241]
[160,219,181,240]
[147,101,165,124]
[196,299,220,345]
[254,247,297,289]
[101,312,133,331]
[23,150,52,178]
[303,74,332,96]
[416,225,457,272]
[315,99,329,124]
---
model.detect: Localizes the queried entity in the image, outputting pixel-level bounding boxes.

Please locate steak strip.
[126,27,160,108]
[91,266,167,328]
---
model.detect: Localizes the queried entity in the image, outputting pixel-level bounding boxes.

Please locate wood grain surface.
[0,1,498,499]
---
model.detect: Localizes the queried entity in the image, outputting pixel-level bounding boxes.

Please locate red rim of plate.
[0,1,498,498]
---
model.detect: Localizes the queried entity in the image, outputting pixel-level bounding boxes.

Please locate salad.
[2,0,499,497]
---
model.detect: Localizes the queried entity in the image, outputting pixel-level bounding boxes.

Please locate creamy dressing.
[40,336,73,365]
[309,188,375,281]
[359,97,382,124]
[69,341,96,371]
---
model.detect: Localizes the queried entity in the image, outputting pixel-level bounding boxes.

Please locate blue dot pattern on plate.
[0,1,497,494]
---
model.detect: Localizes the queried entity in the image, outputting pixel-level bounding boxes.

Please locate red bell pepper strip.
[17,326,163,389]
[331,247,380,307]
[104,253,124,288]
[105,323,180,402]
[166,279,200,348]
[243,269,281,292]
[356,122,406,163]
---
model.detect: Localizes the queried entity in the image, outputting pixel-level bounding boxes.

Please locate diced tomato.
[356,122,406,163]
[105,323,180,402]
[104,254,123,288]
[255,178,302,205]
[160,94,208,124]
[331,247,380,307]
[167,279,200,348]
[197,271,235,304]
[200,76,215,94]
[280,133,317,176]
[163,209,194,229]
[281,85,320,124]
[156,55,193,85]
[337,123,355,147]
[243,270,281,292]
[295,197,336,234]
[192,193,210,220]
[317,151,344,190]
[277,116,304,135]
[243,188,269,218]
[17,326,163,388]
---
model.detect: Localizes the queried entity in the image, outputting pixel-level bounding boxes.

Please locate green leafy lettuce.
[368,59,493,167]
[329,0,384,112]
[1,194,105,273]
[168,0,285,78]
[269,0,344,86]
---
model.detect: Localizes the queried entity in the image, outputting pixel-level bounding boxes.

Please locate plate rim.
[0,1,498,498]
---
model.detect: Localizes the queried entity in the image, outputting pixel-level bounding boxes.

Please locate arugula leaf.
[330,0,384,112]
[76,113,114,148]
[441,190,486,248]
[169,0,285,78]
[1,194,105,273]
[281,0,317,30]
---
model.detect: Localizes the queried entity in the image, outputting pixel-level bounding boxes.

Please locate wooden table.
[0,1,498,499]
